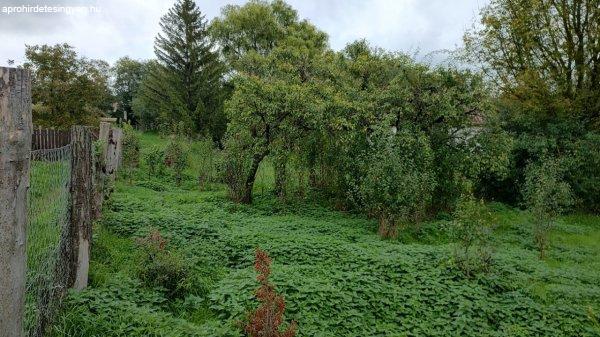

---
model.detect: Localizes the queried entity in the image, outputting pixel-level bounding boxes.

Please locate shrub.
[121,123,141,182]
[355,127,436,238]
[190,138,221,190]
[244,248,297,337]
[567,132,600,212]
[522,158,573,259]
[135,230,192,300]
[144,146,165,176]
[122,123,141,168]
[222,135,255,203]
[451,188,496,276]
[164,137,189,185]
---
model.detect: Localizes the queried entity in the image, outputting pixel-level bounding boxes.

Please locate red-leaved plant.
[244,248,297,337]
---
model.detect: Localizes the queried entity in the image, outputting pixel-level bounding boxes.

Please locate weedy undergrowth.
[135,230,193,300]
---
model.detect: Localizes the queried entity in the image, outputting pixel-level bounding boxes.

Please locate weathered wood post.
[0,67,32,337]
[92,121,111,219]
[98,121,110,158]
[105,126,122,181]
[113,127,123,170]
[68,126,93,290]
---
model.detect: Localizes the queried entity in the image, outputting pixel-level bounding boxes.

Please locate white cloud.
[0,0,488,66]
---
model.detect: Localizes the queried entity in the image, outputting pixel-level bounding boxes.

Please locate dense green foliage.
[353,127,435,237]
[212,1,511,218]
[24,43,112,127]
[464,0,600,210]
[163,137,189,185]
[50,134,600,337]
[112,57,148,124]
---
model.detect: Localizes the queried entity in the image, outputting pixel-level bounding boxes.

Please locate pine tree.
[136,0,224,135]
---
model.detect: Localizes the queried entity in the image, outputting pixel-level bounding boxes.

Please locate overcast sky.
[0,0,488,66]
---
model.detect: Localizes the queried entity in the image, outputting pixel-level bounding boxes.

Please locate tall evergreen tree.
[135,0,225,136]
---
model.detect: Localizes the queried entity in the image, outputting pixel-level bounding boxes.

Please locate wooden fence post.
[99,122,110,157]
[68,126,93,290]
[0,67,32,337]
[105,126,122,181]
[92,122,111,220]
[113,127,123,170]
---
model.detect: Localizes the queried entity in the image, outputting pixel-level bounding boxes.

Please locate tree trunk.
[0,67,32,337]
[274,155,287,200]
[241,153,266,204]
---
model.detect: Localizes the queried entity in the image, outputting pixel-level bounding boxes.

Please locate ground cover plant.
[49,133,600,337]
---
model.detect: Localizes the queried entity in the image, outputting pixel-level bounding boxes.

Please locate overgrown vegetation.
[19,0,600,335]
[48,133,600,337]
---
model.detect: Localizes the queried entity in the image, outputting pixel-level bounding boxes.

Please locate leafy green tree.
[210,0,327,74]
[214,0,329,203]
[320,41,508,212]
[112,57,148,125]
[135,0,225,137]
[465,0,600,120]
[24,43,112,127]
[223,75,315,203]
[522,158,573,259]
[465,0,600,210]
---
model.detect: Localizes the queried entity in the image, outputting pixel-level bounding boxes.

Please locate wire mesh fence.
[26,131,72,337]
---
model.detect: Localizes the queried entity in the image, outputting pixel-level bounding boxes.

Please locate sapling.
[522,158,573,259]
[451,188,496,276]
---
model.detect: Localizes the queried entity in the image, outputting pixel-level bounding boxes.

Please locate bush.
[354,127,436,238]
[122,123,141,168]
[222,135,255,203]
[451,188,496,276]
[164,137,188,185]
[135,230,193,300]
[121,123,141,181]
[144,146,165,176]
[190,138,222,190]
[567,132,600,212]
[522,158,573,259]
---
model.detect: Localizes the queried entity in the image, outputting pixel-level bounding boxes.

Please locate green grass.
[51,133,600,337]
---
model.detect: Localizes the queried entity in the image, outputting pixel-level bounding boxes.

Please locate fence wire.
[26,145,72,337]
